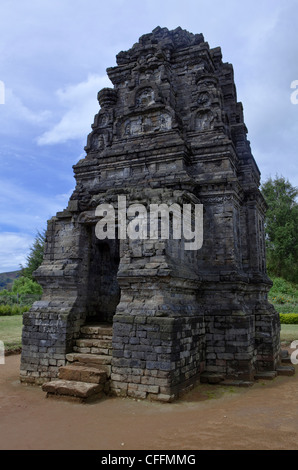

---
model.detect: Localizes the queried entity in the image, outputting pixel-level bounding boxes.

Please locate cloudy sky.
[0,0,297,272]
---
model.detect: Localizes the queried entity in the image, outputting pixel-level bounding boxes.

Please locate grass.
[0,315,23,352]
[280,324,298,343]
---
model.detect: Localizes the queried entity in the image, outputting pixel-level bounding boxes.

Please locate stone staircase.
[42,323,113,403]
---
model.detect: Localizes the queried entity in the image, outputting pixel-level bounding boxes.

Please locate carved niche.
[123,110,172,137]
[136,87,155,107]
[195,109,215,131]
[190,75,222,132]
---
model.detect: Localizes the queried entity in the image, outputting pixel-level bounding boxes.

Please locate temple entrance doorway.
[85,226,120,324]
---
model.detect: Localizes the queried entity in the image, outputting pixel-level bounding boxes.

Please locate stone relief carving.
[86,107,114,152]
[197,77,218,89]
[197,91,211,107]
[91,134,105,151]
[123,110,172,136]
[143,116,153,132]
[124,121,131,136]
[195,109,215,131]
[159,113,171,130]
[90,129,112,150]
[201,195,233,203]
[97,112,109,128]
[136,88,155,107]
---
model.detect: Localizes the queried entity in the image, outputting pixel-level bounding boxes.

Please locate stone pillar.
[20,212,89,384]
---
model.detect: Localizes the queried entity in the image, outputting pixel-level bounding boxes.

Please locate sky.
[0,0,297,272]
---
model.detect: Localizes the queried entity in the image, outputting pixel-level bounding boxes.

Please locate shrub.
[269,277,298,298]
[280,313,298,324]
[0,304,30,316]
[0,305,13,315]
[268,277,298,313]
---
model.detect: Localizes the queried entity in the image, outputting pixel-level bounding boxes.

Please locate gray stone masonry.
[20,27,291,401]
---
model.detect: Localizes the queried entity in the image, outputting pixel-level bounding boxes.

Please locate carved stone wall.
[20,27,282,400]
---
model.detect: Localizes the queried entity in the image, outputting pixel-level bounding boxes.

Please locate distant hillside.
[0,270,20,290]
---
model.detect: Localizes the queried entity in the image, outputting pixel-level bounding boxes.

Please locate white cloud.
[0,182,73,272]
[0,87,51,135]
[37,74,112,145]
[0,180,70,233]
[0,232,34,273]
[6,89,51,124]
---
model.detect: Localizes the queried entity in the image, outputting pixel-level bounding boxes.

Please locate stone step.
[42,379,104,402]
[281,357,292,364]
[254,371,277,380]
[200,371,254,387]
[200,372,225,384]
[41,324,113,403]
[66,353,112,365]
[76,338,112,349]
[280,349,292,364]
[80,324,113,340]
[73,345,111,355]
[276,365,295,377]
[59,364,107,384]
[66,353,112,376]
[73,338,113,356]
[220,380,254,387]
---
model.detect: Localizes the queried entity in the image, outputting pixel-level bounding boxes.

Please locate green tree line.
[261,175,298,283]
[0,230,45,306]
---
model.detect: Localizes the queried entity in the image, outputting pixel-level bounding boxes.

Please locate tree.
[0,231,45,305]
[21,230,46,280]
[261,175,298,283]
[11,276,42,296]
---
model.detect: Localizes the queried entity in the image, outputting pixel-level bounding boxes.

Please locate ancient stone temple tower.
[20,27,284,402]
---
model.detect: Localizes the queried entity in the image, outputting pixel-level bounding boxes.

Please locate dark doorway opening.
[86,226,120,323]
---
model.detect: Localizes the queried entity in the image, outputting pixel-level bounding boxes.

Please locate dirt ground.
[0,354,297,451]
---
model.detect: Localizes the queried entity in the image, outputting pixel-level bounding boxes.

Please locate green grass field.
[0,315,23,351]
[280,324,298,343]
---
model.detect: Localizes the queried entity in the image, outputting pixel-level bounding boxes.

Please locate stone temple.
[20,27,291,402]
